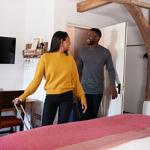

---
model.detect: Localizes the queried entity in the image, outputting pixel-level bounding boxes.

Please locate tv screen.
[0,36,16,64]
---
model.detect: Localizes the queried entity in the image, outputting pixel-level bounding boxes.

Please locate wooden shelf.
[23,49,47,58]
[23,42,48,58]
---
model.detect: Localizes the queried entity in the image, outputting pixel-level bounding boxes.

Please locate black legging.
[42,91,73,126]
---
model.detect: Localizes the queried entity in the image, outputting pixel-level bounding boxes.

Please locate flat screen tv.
[0,36,16,64]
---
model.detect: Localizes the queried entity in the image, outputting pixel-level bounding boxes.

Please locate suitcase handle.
[14,103,32,130]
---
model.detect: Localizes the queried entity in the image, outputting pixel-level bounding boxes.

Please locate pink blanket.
[0,114,150,150]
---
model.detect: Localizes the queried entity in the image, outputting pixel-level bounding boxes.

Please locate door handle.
[116,83,121,94]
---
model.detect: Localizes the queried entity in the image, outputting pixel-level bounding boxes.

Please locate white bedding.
[108,136,150,150]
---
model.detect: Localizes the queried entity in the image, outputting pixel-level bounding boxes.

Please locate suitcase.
[14,103,32,130]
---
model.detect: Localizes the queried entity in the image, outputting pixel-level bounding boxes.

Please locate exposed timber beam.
[77,0,111,12]
[77,0,150,12]
[124,5,149,47]
[123,4,150,99]
[108,0,150,9]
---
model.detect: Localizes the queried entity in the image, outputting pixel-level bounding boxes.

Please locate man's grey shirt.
[77,45,116,95]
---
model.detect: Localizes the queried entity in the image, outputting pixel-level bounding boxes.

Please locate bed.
[0,114,150,150]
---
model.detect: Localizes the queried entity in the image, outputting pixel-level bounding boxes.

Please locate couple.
[13,28,117,126]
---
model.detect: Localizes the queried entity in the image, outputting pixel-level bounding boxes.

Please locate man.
[77,28,117,120]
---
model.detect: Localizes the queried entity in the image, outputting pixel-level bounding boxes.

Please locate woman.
[12,31,87,126]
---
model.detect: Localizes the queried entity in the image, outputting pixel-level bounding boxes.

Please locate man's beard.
[86,39,95,45]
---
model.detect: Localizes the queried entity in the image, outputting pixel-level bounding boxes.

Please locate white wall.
[0,0,55,91]
[54,0,118,32]
[124,46,147,113]
[22,0,55,101]
[0,0,26,90]
[124,10,148,113]
[25,0,55,43]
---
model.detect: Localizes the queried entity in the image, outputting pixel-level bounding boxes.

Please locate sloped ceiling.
[77,2,149,26]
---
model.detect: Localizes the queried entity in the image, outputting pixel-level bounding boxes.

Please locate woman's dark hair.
[49,31,68,52]
[91,28,102,38]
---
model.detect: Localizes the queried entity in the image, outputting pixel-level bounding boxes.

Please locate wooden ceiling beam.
[124,4,150,46]
[77,0,150,13]
[77,0,111,12]
[108,0,150,9]
[124,4,150,99]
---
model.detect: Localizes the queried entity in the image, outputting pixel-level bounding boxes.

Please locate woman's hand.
[81,101,87,114]
[12,98,22,105]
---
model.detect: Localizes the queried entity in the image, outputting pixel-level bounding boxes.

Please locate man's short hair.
[91,28,102,38]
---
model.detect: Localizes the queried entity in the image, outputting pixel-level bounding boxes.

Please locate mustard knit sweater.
[19,52,86,103]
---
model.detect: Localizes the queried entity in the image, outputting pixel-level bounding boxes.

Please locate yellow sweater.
[19,52,86,103]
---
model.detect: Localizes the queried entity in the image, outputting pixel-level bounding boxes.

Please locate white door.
[99,22,127,116]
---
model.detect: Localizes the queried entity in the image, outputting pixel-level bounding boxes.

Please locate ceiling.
[79,2,149,26]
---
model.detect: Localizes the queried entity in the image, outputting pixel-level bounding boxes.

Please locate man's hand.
[81,100,87,113]
[111,85,118,99]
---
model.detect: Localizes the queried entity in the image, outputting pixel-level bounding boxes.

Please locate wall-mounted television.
[0,36,16,64]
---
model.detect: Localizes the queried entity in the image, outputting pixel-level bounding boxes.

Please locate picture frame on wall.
[31,38,40,50]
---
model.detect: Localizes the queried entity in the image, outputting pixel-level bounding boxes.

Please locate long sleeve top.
[19,52,86,103]
[77,45,116,95]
